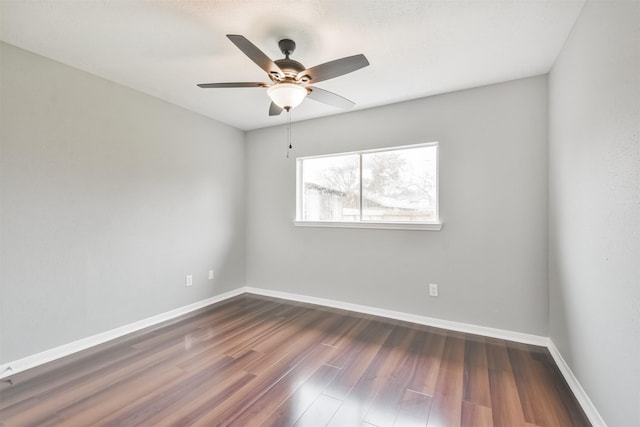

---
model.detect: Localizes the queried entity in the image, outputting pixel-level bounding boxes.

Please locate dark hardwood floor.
[0,294,590,426]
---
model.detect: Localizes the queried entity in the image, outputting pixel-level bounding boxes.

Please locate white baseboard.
[243,286,549,346]
[0,288,245,380]
[547,340,607,427]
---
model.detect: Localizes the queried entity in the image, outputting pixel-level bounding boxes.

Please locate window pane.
[301,154,360,221]
[362,146,437,222]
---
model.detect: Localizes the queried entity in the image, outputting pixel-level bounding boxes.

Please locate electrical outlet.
[185,275,193,287]
[208,269,214,280]
[429,283,439,297]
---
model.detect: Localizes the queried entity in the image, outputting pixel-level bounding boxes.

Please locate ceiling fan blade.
[306,86,355,109]
[269,102,284,116]
[227,34,283,78]
[197,82,268,88]
[297,54,369,84]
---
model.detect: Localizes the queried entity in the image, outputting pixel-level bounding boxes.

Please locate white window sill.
[293,220,443,231]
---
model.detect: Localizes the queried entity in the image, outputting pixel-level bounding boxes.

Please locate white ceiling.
[1,0,584,131]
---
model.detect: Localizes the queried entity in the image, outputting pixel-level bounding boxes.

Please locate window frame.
[294,142,442,231]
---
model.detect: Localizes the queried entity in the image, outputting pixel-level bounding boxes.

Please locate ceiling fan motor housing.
[274,58,305,79]
[273,39,310,82]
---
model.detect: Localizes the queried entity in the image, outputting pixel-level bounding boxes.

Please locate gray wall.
[548,2,640,426]
[246,76,549,336]
[0,43,246,363]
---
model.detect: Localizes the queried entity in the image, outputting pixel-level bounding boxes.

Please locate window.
[295,142,441,230]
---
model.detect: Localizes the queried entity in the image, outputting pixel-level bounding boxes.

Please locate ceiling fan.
[198,35,369,116]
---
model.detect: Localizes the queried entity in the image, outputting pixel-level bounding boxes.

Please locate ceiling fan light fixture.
[267,83,308,110]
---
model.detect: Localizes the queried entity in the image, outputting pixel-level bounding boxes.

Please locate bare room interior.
[1,1,638,426]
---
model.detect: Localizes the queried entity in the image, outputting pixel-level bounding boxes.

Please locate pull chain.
[286,109,293,158]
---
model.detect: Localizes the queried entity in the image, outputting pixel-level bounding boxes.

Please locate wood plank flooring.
[0,294,591,426]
